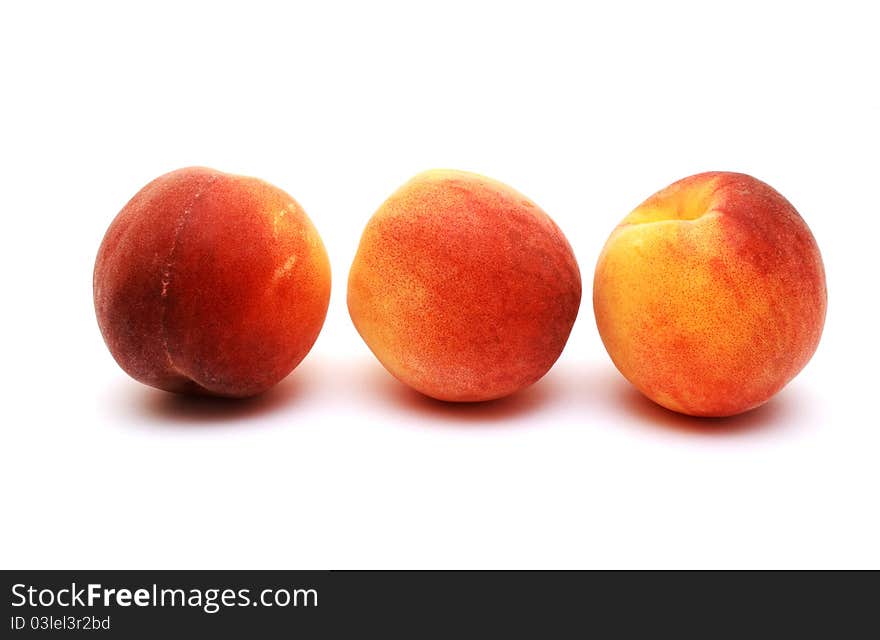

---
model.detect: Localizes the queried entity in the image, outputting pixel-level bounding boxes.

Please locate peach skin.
[593,172,826,417]
[348,169,582,402]
[94,167,331,398]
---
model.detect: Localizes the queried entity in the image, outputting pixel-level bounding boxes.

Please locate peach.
[94,167,330,398]
[348,169,581,402]
[593,172,826,417]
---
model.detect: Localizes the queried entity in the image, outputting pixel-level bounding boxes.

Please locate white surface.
[1,1,878,569]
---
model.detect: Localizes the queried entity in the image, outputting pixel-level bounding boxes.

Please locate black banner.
[1,570,874,637]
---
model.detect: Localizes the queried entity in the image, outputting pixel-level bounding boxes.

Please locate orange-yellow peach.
[348,170,582,402]
[94,167,331,398]
[593,172,826,417]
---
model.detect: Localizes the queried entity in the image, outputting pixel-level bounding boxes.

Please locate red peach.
[94,167,330,397]
[347,169,582,402]
[593,172,826,417]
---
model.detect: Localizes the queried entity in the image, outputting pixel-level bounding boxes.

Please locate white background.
[2,1,878,569]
